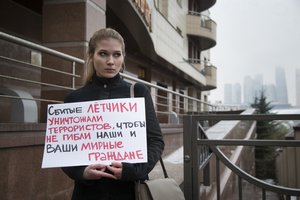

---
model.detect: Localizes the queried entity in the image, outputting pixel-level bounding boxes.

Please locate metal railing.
[183,114,300,200]
[0,31,83,105]
[120,73,216,116]
[187,11,215,30]
[0,31,238,123]
[0,32,83,90]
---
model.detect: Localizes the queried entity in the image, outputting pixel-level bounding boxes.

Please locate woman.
[62,28,164,200]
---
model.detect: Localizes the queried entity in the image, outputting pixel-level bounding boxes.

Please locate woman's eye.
[113,53,121,57]
[98,52,107,57]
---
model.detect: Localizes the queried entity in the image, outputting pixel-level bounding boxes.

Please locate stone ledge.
[149,146,184,185]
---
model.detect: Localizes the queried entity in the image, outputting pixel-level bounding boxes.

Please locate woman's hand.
[106,162,123,180]
[83,163,117,180]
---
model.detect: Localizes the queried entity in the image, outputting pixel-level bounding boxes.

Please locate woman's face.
[91,38,124,78]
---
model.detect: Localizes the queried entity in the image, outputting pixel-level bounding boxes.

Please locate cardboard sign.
[42,98,147,168]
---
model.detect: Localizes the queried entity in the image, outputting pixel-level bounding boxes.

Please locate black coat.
[62,74,164,200]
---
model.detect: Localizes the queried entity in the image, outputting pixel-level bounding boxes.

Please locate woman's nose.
[106,55,114,64]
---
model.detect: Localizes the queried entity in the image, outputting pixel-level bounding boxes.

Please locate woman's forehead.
[96,38,123,50]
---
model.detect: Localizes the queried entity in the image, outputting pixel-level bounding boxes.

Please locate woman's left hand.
[106,162,123,180]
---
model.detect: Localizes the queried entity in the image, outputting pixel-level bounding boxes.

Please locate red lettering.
[87,103,100,113]
[130,103,137,112]
[87,150,144,162]
[136,150,143,159]
[46,135,58,142]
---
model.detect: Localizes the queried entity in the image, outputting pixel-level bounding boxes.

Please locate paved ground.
[229,181,281,200]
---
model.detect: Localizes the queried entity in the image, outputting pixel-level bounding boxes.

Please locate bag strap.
[130,83,135,98]
[130,83,169,179]
[160,157,169,178]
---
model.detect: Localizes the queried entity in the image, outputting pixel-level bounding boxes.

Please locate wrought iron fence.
[183,113,300,200]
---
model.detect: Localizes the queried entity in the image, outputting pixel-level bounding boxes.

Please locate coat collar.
[92,73,122,86]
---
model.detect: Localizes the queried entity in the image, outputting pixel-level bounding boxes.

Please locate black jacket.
[62,74,164,200]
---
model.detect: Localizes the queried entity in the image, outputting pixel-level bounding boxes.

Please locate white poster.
[42,98,147,168]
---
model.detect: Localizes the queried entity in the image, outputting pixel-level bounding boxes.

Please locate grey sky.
[209,0,300,106]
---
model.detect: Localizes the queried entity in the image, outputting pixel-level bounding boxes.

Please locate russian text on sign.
[42,98,147,168]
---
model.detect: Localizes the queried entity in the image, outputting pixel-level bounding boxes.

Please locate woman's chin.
[97,72,118,78]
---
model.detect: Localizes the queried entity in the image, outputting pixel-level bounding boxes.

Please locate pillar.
[41,0,106,122]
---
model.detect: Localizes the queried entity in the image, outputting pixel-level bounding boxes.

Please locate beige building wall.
[150,1,207,85]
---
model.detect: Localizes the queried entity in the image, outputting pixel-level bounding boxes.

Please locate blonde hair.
[83,28,126,85]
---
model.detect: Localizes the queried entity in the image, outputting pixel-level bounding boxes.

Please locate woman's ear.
[88,53,93,61]
[121,62,126,73]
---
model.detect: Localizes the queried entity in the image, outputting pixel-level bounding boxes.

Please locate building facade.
[0,0,217,124]
[0,1,217,198]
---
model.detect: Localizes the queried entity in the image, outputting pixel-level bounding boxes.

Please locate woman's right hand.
[83,164,117,180]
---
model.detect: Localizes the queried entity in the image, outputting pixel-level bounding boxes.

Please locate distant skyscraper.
[243,76,254,105]
[264,84,277,103]
[232,83,241,104]
[275,67,288,104]
[253,74,264,97]
[296,69,300,107]
[224,83,232,104]
[243,74,263,105]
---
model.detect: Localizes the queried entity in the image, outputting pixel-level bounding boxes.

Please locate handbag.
[134,158,185,200]
[130,83,185,200]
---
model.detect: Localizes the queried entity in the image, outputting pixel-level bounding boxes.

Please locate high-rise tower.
[232,83,242,104]
[296,69,300,107]
[224,84,233,104]
[275,67,288,104]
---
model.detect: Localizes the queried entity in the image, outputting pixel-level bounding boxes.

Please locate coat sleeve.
[121,83,165,181]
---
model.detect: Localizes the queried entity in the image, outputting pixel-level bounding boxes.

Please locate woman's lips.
[104,69,115,73]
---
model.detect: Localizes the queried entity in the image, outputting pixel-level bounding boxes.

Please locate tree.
[251,90,286,180]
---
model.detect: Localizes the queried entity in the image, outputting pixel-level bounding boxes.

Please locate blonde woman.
[62,28,164,200]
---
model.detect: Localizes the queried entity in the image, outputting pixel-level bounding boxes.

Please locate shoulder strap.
[131,83,168,178]
[160,157,169,178]
[130,83,136,98]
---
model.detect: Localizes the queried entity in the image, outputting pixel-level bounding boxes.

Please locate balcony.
[197,0,217,12]
[201,64,217,90]
[185,58,217,90]
[186,12,217,50]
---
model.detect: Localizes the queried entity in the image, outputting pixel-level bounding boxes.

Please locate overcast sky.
[208,0,300,106]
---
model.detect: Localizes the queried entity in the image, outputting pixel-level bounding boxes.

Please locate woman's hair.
[83,28,126,85]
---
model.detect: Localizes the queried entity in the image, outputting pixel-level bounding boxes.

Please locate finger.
[106,165,119,173]
[111,162,122,168]
[97,171,117,179]
[88,166,105,173]
[96,167,106,172]
[106,165,122,179]
[91,163,107,169]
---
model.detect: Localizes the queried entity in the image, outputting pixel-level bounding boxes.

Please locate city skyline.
[223,67,291,107]
[208,0,300,106]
